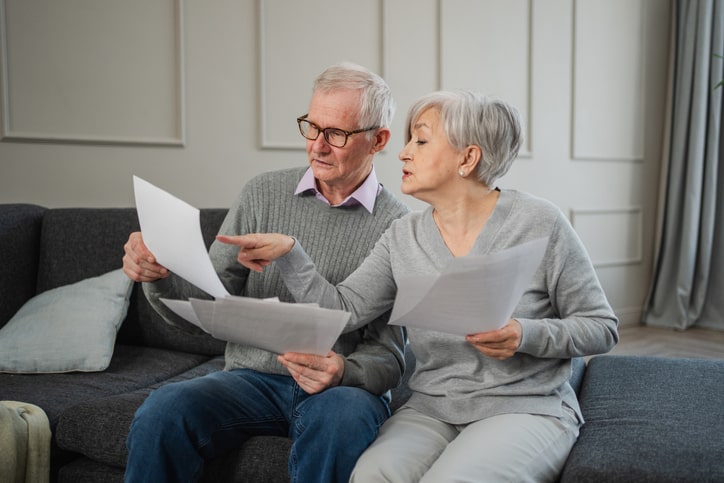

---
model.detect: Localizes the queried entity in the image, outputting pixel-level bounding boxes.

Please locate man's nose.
[311,133,331,150]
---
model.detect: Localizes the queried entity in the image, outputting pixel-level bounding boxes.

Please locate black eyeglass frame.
[296,114,379,148]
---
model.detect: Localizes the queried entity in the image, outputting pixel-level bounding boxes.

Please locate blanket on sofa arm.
[0,401,51,483]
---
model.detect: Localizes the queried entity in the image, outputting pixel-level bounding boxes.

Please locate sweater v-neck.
[423,189,512,260]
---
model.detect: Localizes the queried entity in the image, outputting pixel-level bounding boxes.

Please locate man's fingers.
[122,238,168,282]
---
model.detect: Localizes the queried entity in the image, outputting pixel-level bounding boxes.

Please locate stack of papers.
[160,296,349,355]
[133,176,349,355]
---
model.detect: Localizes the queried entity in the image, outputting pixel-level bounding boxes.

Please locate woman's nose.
[399,144,411,161]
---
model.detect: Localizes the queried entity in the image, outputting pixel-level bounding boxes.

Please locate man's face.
[305,89,378,198]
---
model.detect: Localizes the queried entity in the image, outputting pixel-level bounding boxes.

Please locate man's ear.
[370,128,391,154]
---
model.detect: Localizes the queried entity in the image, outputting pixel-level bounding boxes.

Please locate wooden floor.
[604,324,724,360]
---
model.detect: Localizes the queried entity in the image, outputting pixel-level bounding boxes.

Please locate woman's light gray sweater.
[143,167,410,397]
[277,189,619,424]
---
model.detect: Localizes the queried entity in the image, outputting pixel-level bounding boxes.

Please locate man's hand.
[216,234,295,272]
[277,351,345,394]
[465,319,522,360]
[122,232,169,282]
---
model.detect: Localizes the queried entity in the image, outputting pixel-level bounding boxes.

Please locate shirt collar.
[294,167,381,214]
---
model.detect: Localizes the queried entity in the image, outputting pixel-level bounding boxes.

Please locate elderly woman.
[219,90,619,482]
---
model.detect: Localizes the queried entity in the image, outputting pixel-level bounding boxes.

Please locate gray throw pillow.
[0,269,133,373]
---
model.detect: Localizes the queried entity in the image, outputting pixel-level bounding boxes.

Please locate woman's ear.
[460,145,482,171]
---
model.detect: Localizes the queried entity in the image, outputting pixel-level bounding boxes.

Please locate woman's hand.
[216,233,295,272]
[466,319,522,360]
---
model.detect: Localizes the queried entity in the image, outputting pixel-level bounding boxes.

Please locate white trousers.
[349,406,580,483]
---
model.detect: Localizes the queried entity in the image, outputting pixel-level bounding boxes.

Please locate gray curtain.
[642,0,724,330]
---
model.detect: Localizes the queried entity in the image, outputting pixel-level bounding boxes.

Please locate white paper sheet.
[133,175,229,299]
[159,297,209,333]
[135,176,351,355]
[208,297,349,355]
[389,237,549,336]
[159,297,349,355]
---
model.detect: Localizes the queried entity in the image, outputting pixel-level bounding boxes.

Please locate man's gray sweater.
[144,167,410,397]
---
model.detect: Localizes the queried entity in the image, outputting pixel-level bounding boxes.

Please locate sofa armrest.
[560,355,724,482]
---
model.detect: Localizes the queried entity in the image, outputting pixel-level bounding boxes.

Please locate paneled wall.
[0,0,671,325]
[1,1,184,145]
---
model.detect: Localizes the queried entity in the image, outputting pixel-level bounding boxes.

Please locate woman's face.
[399,108,463,202]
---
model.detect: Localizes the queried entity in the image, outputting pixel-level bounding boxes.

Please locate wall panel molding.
[615,305,644,327]
[570,206,643,267]
[259,0,385,150]
[439,0,532,158]
[0,0,186,147]
[571,0,645,162]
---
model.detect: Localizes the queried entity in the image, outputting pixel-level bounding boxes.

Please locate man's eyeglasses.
[296,114,379,148]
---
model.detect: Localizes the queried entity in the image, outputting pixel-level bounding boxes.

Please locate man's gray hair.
[314,62,395,130]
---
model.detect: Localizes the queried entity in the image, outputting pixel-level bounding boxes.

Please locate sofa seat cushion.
[560,355,724,482]
[58,438,293,483]
[56,357,292,483]
[57,457,124,483]
[56,356,225,468]
[0,344,212,428]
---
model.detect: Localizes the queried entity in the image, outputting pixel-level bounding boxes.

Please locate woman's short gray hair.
[313,62,396,131]
[404,90,523,187]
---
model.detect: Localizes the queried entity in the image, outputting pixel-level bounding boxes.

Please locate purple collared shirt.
[294,167,382,214]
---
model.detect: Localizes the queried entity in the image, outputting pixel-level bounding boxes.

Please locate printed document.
[133,176,349,355]
[134,176,229,299]
[389,237,548,336]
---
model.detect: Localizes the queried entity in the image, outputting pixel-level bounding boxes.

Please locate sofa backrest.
[0,204,47,329]
[33,207,228,355]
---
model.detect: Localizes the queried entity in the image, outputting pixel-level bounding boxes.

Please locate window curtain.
[642,0,724,331]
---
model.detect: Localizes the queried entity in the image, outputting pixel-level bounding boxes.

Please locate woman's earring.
[459,170,465,177]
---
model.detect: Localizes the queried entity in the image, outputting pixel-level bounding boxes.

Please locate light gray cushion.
[0,269,133,373]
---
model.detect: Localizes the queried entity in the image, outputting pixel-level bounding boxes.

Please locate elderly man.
[121,62,409,483]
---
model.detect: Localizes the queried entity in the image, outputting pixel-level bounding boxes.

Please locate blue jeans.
[124,368,390,483]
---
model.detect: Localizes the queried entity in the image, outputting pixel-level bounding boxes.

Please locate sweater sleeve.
[516,214,619,358]
[276,232,398,332]
[276,238,406,395]
[339,315,406,396]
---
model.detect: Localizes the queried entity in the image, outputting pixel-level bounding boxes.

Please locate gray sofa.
[1,203,723,482]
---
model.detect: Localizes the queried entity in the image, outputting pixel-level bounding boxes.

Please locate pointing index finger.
[216,234,254,247]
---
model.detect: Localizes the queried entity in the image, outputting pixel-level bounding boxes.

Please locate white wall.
[0,0,671,326]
